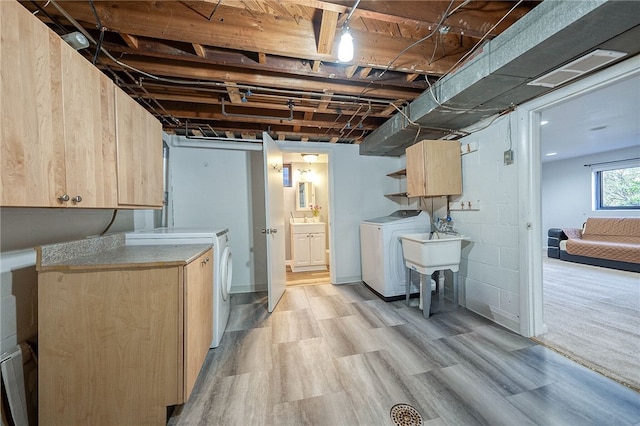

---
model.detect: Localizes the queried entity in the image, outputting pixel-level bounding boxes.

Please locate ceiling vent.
[528,49,627,88]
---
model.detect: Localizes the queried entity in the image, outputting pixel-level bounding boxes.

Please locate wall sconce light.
[271,163,283,173]
[61,31,90,50]
[301,153,318,163]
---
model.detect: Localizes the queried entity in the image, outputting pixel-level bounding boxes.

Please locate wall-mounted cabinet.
[0,1,162,209]
[115,87,163,208]
[406,140,462,198]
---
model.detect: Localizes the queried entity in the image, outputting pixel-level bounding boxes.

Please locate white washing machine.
[126,227,232,348]
[360,210,430,300]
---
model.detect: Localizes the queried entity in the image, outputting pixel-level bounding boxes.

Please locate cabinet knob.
[71,195,83,204]
[57,194,70,203]
[201,257,210,265]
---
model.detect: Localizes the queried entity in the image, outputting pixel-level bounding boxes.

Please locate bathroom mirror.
[296,182,315,211]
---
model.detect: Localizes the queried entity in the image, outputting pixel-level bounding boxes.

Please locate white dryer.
[360,210,429,300]
[126,227,232,348]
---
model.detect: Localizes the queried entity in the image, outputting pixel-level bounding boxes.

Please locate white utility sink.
[400,232,468,318]
[400,232,466,274]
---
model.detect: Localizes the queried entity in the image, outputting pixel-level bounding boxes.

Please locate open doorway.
[282,152,331,286]
[520,58,639,388]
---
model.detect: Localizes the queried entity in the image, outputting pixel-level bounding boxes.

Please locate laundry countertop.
[36,233,211,271]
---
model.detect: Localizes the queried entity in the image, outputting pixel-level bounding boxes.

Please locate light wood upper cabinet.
[406,139,462,198]
[61,42,118,208]
[0,1,66,207]
[115,87,164,208]
[1,1,163,208]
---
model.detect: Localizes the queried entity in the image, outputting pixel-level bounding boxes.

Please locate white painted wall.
[168,137,404,291]
[451,114,522,332]
[541,146,640,243]
[167,145,259,292]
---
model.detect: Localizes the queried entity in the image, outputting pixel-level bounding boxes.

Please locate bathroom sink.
[290,218,325,233]
[400,232,467,274]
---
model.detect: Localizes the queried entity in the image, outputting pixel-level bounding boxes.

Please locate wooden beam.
[162,107,378,130]
[317,9,338,55]
[406,73,419,82]
[303,111,314,121]
[381,100,406,116]
[139,89,394,118]
[57,2,465,75]
[278,134,286,141]
[329,137,339,143]
[345,65,358,79]
[359,67,372,78]
[317,92,333,112]
[258,52,266,64]
[102,40,428,89]
[225,131,235,138]
[226,82,243,104]
[192,43,207,58]
[105,57,423,100]
[312,60,321,72]
[119,33,139,49]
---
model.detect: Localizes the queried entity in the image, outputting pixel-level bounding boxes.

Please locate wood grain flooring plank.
[169,282,640,425]
[271,308,322,344]
[271,337,343,404]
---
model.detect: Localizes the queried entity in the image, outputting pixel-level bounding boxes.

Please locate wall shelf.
[386,169,407,178]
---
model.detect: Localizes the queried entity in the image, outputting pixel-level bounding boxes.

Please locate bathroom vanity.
[290,219,327,272]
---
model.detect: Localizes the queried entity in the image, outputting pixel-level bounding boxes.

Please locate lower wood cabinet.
[38,248,213,425]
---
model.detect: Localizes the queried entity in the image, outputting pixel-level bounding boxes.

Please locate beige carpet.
[534,256,640,391]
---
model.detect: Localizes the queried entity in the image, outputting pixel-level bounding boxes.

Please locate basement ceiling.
[23,0,540,145]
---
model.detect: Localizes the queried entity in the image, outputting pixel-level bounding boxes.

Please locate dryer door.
[220,246,233,301]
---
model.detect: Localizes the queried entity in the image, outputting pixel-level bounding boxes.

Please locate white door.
[263,132,286,312]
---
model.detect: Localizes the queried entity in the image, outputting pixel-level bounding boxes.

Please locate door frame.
[278,142,335,284]
[519,56,640,337]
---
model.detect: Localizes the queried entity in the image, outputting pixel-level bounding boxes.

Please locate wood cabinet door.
[115,87,163,208]
[38,267,180,424]
[183,249,213,401]
[60,44,118,208]
[0,1,66,207]
[309,233,326,266]
[405,141,426,198]
[406,140,462,197]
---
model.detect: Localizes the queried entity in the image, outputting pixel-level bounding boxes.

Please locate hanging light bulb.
[338,27,354,62]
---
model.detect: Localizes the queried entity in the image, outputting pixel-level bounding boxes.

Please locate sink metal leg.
[405,268,411,306]
[453,270,459,308]
[420,274,431,318]
[438,270,445,310]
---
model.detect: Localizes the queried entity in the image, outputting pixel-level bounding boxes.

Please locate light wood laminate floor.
[169,282,640,425]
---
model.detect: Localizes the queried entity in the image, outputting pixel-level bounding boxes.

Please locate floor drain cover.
[390,403,423,426]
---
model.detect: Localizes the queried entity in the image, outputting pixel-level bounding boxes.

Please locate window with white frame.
[592,159,640,210]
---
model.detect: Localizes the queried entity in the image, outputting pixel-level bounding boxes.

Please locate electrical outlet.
[503,149,514,165]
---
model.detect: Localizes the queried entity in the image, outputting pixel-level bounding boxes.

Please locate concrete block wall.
[452,114,521,332]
